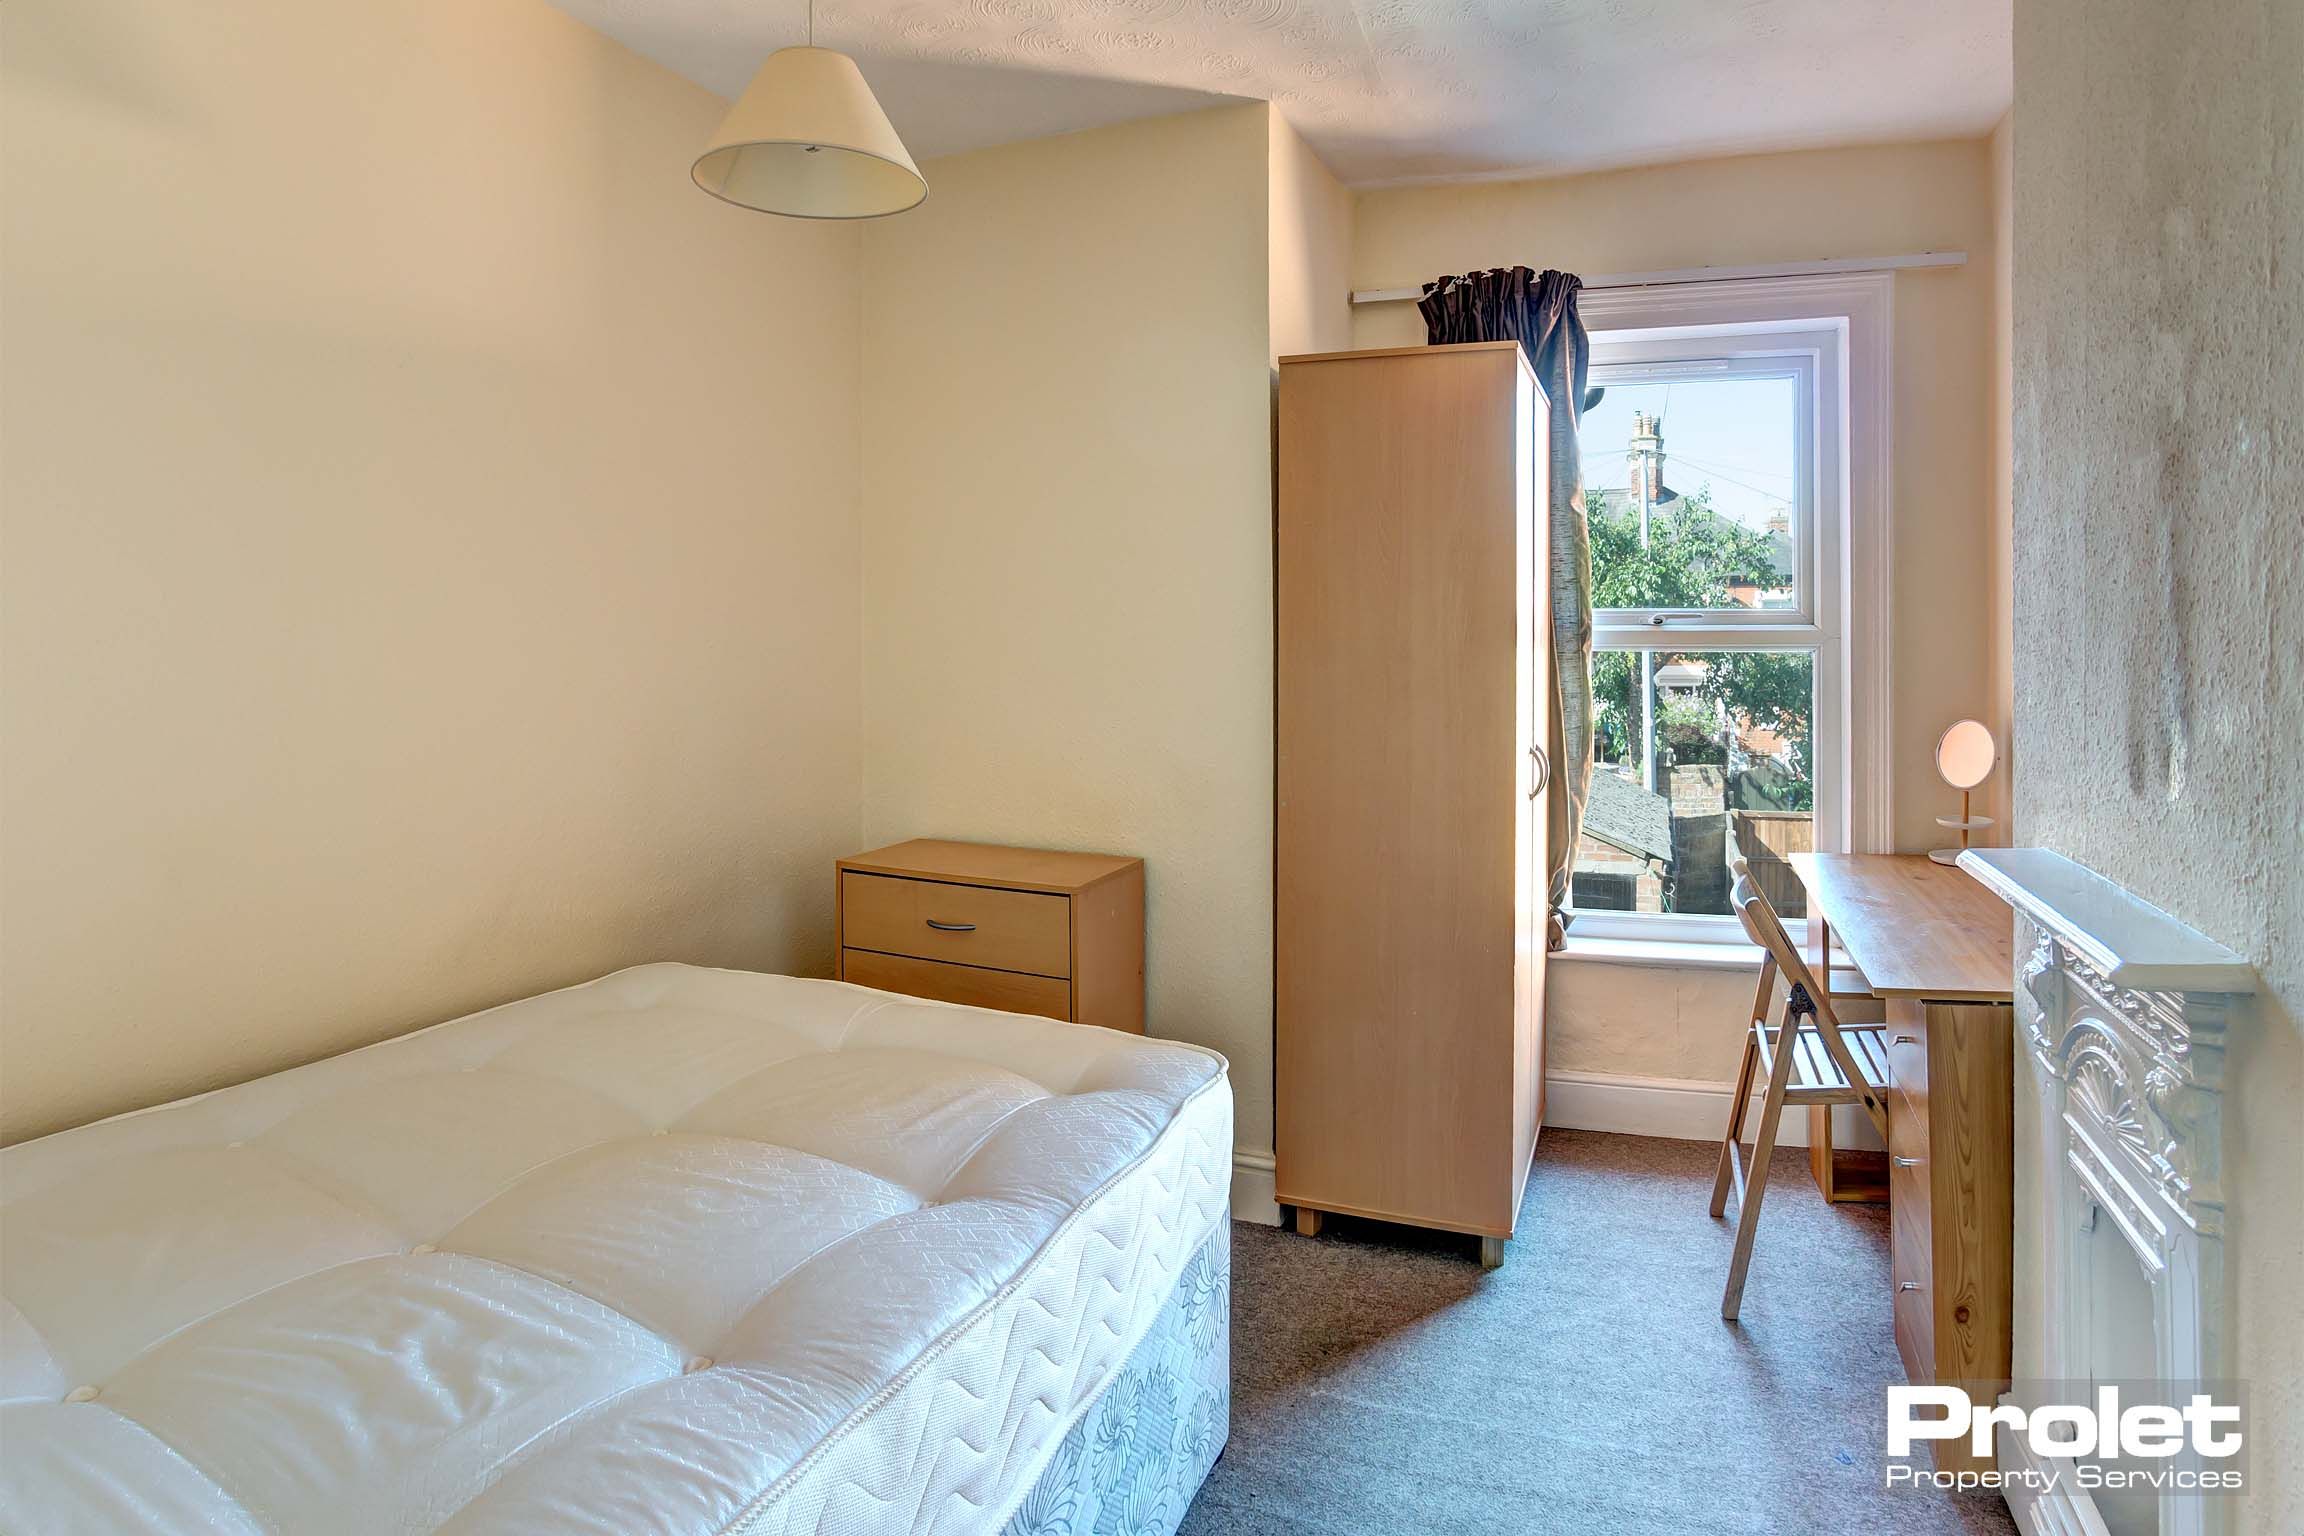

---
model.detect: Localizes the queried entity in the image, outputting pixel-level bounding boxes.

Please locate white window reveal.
[1567,273,1890,946]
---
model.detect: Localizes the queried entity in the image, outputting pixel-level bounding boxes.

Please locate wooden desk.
[1792,852,2014,1001]
[1791,853,2014,1477]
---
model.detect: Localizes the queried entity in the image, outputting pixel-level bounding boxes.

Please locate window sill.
[1552,935,1765,972]
[1552,935,1871,989]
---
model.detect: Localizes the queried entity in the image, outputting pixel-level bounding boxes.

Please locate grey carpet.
[1179,1128,2018,1536]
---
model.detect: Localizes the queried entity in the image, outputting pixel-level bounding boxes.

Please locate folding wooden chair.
[1709,869,1892,1320]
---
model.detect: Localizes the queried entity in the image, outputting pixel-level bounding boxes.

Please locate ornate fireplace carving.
[1962,849,2256,1536]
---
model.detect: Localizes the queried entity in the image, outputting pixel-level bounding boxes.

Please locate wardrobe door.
[1275,343,1531,1239]
[1511,365,1552,1221]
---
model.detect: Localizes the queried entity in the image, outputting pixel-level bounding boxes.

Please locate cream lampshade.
[1928,718,1997,865]
[692,46,926,220]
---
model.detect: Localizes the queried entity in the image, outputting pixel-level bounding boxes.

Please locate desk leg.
[1802,911,1888,1203]
[1804,915,1841,1197]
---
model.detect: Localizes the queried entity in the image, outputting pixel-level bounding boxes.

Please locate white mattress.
[0,963,1232,1535]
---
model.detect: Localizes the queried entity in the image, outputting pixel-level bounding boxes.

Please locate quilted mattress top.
[0,964,1232,1535]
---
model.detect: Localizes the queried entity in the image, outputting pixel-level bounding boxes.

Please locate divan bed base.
[1000,1221,1229,1536]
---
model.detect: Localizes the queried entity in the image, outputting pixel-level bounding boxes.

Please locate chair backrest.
[1733,868,1887,1130]
[1730,871,1836,1027]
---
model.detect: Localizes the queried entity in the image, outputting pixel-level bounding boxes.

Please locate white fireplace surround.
[1959,849,2258,1536]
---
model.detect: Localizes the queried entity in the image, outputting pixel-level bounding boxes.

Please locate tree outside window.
[1588,487,1813,808]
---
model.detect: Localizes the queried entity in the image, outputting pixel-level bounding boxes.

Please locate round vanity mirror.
[1929,719,1998,864]
[1936,719,1996,790]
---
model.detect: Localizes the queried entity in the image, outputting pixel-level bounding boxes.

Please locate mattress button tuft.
[684,1355,713,1374]
[64,1385,100,1404]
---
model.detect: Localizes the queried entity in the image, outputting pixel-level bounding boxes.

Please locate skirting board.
[1231,1149,1280,1226]
[1997,1414,2110,1536]
[1232,1070,1883,1222]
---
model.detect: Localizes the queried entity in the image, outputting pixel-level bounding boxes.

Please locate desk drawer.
[1891,1248,1935,1386]
[841,872,1071,977]
[1890,1184,1935,1381]
[1889,1060,1936,1382]
[1885,1000,1929,1102]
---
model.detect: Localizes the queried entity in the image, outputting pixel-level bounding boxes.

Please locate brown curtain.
[1418,267,1594,950]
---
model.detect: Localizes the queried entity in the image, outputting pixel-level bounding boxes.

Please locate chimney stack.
[1626,412,1665,504]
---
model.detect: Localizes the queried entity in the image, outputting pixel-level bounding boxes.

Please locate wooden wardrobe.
[1275,342,1550,1267]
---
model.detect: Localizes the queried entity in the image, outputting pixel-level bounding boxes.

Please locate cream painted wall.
[1547,959,1751,1081]
[855,105,1280,1159]
[1352,143,2003,1094]
[1267,114,1355,360]
[2010,0,2301,1522]
[0,0,862,1144]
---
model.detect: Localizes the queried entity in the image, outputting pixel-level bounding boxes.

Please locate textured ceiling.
[553,0,2011,185]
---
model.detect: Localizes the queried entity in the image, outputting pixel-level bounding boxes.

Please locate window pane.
[1580,374,1798,612]
[1573,649,1815,918]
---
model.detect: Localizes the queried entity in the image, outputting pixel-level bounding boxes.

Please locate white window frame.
[1565,273,1892,950]
[1581,345,1821,630]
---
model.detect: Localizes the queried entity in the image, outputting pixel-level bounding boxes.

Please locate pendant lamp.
[692,2,924,220]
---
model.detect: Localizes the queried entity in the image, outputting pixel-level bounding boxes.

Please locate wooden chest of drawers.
[1883,996,2015,1476]
[835,839,1145,1033]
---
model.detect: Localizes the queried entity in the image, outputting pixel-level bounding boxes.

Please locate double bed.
[0,964,1232,1534]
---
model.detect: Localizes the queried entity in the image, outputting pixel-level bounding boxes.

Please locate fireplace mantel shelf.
[1958,847,2258,995]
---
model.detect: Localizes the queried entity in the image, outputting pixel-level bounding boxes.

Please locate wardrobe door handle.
[1529,745,1551,797]
[1892,1034,1920,1045]
[1893,1155,1922,1168]
[924,919,977,933]
[1898,1280,1924,1292]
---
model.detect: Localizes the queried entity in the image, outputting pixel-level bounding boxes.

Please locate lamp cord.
[806,0,813,47]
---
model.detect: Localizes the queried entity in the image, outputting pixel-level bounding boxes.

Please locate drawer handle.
[1892,1034,1920,1045]
[1893,1155,1922,1168]
[1898,1280,1923,1292]
[924,919,978,933]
